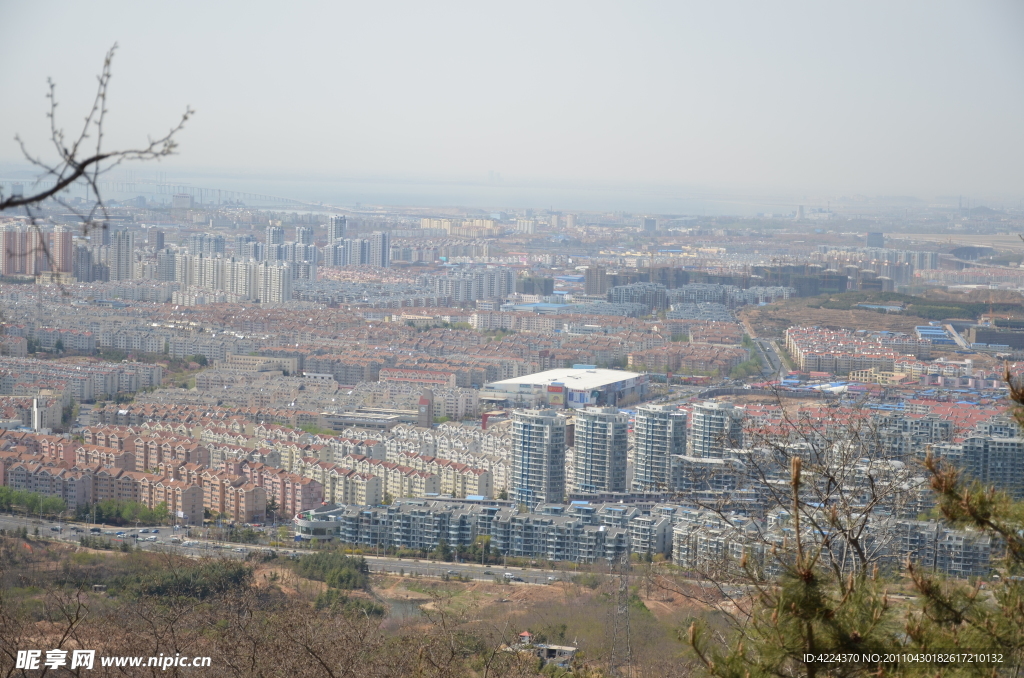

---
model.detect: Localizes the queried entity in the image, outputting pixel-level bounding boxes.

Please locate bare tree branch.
[0,44,192,216]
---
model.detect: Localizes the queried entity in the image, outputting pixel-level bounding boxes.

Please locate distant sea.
[122,174,801,216]
[3,165,940,216]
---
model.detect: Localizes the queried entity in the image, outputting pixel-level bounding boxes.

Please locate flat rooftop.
[487,367,642,390]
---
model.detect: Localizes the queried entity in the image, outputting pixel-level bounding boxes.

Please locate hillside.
[739,290,1024,339]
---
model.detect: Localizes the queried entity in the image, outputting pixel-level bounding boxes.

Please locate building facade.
[511,409,566,506]
[632,404,687,491]
[571,407,628,493]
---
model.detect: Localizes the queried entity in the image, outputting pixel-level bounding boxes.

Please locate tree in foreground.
[685,374,1024,677]
[0,44,190,273]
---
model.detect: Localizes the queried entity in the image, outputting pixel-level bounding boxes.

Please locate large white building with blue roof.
[480,366,648,410]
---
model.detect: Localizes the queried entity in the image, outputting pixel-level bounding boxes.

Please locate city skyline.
[1,4,1024,674]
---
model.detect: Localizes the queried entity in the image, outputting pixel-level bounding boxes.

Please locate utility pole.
[608,554,634,678]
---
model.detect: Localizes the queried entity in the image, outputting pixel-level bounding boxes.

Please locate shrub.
[572,573,603,589]
[111,560,252,600]
[293,552,369,590]
[314,588,385,617]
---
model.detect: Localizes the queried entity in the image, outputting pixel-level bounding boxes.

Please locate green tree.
[687,377,1024,677]
[266,497,279,524]
[689,458,899,678]
[228,528,261,544]
[298,424,337,436]
[0,488,65,517]
[433,539,452,561]
[76,499,167,526]
[293,552,369,590]
[729,357,763,380]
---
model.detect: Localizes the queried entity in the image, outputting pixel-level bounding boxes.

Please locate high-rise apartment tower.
[512,409,566,506]
[688,401,743,459]
[632,404,687,491]
[109,229,135,281]
[571,407,628,493]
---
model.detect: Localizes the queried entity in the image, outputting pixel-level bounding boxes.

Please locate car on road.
[170,537,181,544]
[50,526,60,532]
[547,576,556,582]
[152,529,160,533]
[446,570,456,575]
[140,529,150,533]
[233,548,246,553]
[144,536,157,542]
[90,527,102,533]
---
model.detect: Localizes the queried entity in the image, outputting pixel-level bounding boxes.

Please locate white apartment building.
[632,404,687,492]
[571,407,628,493]
[511,409,566,506]
[688,401,743,459]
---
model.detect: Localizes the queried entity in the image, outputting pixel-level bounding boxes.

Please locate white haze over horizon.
[1,1,1023,213]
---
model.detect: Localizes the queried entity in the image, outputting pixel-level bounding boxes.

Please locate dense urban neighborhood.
[3,7,1024,674]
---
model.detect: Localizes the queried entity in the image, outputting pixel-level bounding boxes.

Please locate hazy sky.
[2,1,1023,206]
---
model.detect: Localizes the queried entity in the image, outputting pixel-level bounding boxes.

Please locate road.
[943,324,971,350]
[77,403,97,426]
[755,338,788,378]
[0,513,568,586]
[2,514,756,595]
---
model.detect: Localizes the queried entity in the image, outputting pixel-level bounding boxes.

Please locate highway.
[0,513,569,586]
[754,338,788,378]
[2,513,755,596]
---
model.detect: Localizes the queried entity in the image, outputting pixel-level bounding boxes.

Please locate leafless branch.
[1,44,192,215]
[0,45,191,293]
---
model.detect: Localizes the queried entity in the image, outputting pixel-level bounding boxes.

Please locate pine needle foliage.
[687,373,1024,677]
